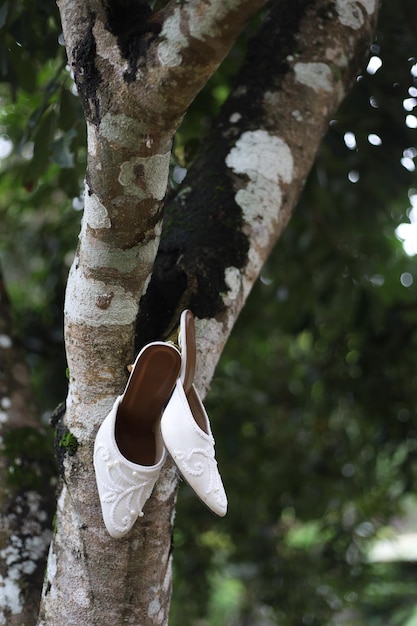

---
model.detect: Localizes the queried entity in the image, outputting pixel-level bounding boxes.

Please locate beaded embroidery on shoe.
[161,379,227,517]
[94,396,166,538]
[94,433,165,537]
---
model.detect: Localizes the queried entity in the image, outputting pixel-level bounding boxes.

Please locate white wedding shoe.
[94,342,181,538]
[161,311,227,517]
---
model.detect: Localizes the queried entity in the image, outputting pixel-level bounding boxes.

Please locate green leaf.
[33,109,56,161]
[8,39,37,93]
[52,128,76,168]
[58,167,82,198]
[22,109,57,186]
[59,88,82,131]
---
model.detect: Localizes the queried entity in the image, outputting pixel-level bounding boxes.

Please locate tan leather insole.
[180,311,208,435]
[187,385,209,435]
[116,344,181,466]
[180,309,196,396]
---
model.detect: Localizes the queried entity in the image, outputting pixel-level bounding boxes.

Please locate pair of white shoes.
[93,310,227,539]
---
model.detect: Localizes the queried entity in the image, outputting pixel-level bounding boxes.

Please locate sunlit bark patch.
[335,0,377,29]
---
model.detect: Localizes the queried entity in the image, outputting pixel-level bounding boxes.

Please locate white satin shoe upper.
[161,378,227,517]
[94,311,227,538]
[161,309,227,517]
[94,396,166,539]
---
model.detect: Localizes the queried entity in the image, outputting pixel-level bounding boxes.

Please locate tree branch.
[39,1,380,624]
[143,0,267,125]
[41,2,269,625]
[58,0,266,128]
[138,0,381,390]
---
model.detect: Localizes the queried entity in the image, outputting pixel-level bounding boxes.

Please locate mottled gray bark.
[39,2,266,625]
[0,272,56,626]
[34,1,380,625]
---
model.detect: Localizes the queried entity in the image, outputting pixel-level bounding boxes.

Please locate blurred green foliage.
[0,0,84,404]
[171,1,417,624]
[1,0,417,624]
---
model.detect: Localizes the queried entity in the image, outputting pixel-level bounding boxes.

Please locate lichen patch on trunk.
[157,8,188,68]
[99,113,146,151]
[335,0,377,29]
[118,153,170,200]
[84,192,111,229]
[294,62,334,93]
[225,130,294,246]
[64,265,138,326]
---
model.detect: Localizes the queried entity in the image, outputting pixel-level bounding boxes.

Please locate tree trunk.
[36,1,380,624]
[0,271,56,626]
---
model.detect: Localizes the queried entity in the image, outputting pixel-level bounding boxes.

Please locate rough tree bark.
[0,272,56,626]
[24,0,380,625]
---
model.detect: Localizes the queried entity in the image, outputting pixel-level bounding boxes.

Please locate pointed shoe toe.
[161,379,227,517]
[94,341,181,538]
[94,397,166,539]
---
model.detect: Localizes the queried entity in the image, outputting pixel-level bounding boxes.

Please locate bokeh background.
[1,1,417,624]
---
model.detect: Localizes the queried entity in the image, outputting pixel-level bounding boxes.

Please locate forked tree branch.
[144,0,267,125]
[58,0,266,128]
[38,1,380,625]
